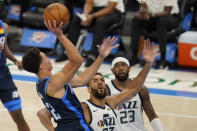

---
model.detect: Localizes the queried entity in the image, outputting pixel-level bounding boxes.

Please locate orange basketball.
[43,3,70,27]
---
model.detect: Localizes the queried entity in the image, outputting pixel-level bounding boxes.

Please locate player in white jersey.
[107,56,164,131]
[36,39,155,131]
[83,99,117,131]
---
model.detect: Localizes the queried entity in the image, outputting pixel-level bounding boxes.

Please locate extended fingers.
[112,44,119,49]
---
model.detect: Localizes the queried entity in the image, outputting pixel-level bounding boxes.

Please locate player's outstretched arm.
[70,36,119,87]
[44,21,83,94]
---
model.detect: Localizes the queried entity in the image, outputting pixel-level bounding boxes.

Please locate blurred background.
[0,0,196,70]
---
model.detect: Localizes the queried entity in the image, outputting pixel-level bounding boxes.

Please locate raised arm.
[106,39,154,108]
[70,37,119,87]
[44,21,83,97]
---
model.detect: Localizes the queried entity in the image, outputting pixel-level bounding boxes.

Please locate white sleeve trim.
[150,118,164,131]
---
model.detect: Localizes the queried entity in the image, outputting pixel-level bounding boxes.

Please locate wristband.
[150,118,164,131]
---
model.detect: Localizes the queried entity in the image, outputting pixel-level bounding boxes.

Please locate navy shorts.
[0,66,22,112]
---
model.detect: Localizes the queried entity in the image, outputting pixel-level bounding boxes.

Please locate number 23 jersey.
[106,80,147,131]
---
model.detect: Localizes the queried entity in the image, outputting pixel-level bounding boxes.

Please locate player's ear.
[40,63,44,70]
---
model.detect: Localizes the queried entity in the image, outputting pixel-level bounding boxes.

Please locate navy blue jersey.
[36,77,90,131]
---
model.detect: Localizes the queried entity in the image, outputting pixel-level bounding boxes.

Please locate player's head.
[87,73,107,99]
[111,57,131,82]
[22,48,53,74]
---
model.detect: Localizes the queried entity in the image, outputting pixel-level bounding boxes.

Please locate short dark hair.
[22,48,41,74]
[87,72,103,87]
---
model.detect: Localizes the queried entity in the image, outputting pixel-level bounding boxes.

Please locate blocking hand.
[142,39,154,65]
[97,36,119,58]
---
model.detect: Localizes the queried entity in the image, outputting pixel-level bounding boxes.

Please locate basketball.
[43,3,70,27]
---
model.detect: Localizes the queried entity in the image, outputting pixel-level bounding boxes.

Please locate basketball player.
[0,20,30,131]
[37,39,155,131]
[22,20,119,131]
[107,56,164,131]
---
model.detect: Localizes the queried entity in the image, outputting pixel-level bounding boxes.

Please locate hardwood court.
[0,81,197,131]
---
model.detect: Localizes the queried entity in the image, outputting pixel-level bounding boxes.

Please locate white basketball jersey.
[84,100,117,131]
[106,80,147,131]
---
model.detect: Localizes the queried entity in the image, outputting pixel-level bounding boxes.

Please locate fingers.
[112,44,119,49]
[146,38,150,49]
[96,45,100,49]
[45,20,61,29]
[59,22,63,28]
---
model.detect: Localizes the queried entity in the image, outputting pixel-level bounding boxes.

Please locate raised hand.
[142,39,154,64]
[97,36,119,58]
[44,20,63,37]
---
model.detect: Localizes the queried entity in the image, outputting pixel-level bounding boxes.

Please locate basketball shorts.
[0,66,22,112]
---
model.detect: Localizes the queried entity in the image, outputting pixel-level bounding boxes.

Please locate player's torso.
[36,77,86,126]
[107,80,147,131]
[85,100,117,131]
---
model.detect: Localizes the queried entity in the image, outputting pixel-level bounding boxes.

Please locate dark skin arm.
[140,85,158,122]
[3,23,23,70]
[81,102,91,124]
[153,6,172,17]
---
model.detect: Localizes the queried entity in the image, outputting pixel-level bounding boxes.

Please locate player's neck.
[113,78,131,90]
[90,96,105,108]
[37,70,52,81]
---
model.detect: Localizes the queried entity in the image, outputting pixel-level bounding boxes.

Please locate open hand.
[97,36,119,58]
[44,20,63,37]
[142,39,154,64]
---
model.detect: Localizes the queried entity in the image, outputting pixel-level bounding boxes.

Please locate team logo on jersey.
[0,27,4,34]
[97,114,115,128]
[115,101,138,110]
[12,91,19,99]
[31,32,49,43]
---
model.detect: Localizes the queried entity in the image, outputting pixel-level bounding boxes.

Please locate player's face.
[89,74,107,99]
[40,52,53,71]
[112,62,130,82]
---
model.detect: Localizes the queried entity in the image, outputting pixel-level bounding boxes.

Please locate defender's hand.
[97,36,119,58]
[142,39,154,64]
